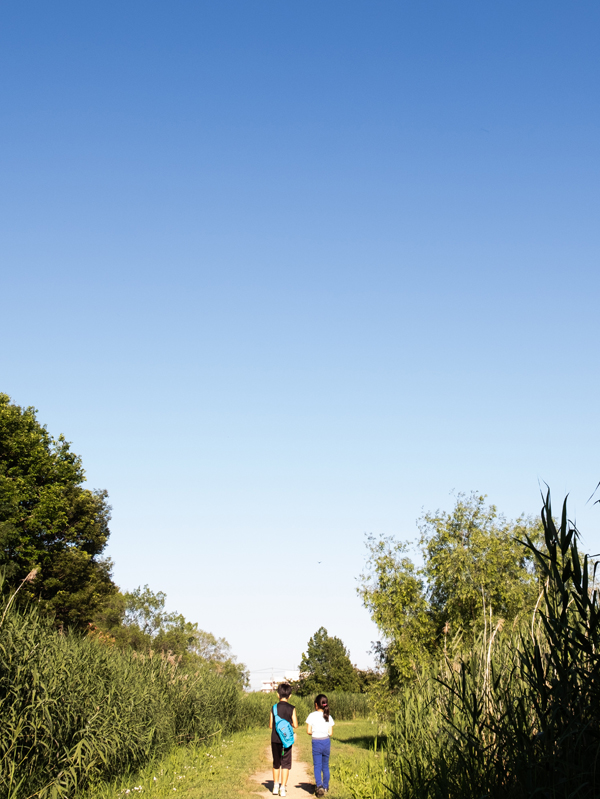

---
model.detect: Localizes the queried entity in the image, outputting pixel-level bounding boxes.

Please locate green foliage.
[237,691,311,729]
[0,584,258,799]
[326,692,370,720]
[421,493,542,636]
[359,537,435,685]
[336,490,600,799]
[359,493,542,687]
[0,393,115,628]
[93,584,249,685]
[297,627,361,695]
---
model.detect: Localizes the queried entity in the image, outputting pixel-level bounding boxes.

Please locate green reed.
[326,692,370,721]
[335,490,600,799]
[0,592,248,799]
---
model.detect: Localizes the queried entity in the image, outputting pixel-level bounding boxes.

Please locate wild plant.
[339,490,600,799]
[0,577,247,799]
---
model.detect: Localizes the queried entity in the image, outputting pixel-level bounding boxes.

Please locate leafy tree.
[420,493,542,635]
[358,537,436,685]
[122,584,176,637]
[95,584,249,686]
[359,493,543,687]
[0,393,116,627]
[354,667,382,693]
[297,627,360,695]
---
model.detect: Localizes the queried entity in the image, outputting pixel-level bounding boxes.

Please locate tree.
[358,537,436,685]
[0,393,116,627]
[297,627,360,695]
[420,493,542,636]
[95,583,250,686]
[359,493,543,687]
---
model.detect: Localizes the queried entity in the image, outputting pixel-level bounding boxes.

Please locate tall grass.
[326,692,370,720]
[336,490,600,799]
[239,690,369,727]
[236,691,310,729]
[0,589,254,799]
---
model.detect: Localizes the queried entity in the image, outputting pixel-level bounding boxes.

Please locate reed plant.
[335,490,600,799]
[0,579,248,799]
[235,691,310,730]
[326,692,370,721]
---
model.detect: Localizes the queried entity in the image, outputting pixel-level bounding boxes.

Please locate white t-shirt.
[305,710,335,739]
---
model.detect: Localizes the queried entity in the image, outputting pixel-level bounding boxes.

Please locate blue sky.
[2,1,599,687]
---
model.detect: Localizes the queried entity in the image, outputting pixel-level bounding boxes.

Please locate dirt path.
[250,744,314,798]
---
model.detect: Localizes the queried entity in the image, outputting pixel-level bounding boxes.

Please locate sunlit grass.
[81,728,268,799]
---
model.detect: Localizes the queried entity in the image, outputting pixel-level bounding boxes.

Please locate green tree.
[358,537,436,685]
[420,493,542,636]
[297,627,360,695]
[95,584,249,686]
[0,393,115,627]
[359,493,543,687]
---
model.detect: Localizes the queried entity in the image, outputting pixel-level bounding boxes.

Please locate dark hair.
[277,683,292,699]
[314,693,329,722]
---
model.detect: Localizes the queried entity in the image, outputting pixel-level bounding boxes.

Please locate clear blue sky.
[2,1,599,688]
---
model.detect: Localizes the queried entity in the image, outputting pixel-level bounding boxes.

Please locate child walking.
[269,683,298,797]
[305,694,335,796]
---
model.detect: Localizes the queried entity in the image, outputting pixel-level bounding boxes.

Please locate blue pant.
[312,738,331,790]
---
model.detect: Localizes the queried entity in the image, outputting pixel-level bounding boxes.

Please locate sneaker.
[273,784,279,795]
[316,789,325,797]
[280,787,286,797]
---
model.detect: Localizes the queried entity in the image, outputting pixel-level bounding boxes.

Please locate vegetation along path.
[81,720,377,799]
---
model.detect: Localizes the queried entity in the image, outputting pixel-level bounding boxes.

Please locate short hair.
[277,683,292,699]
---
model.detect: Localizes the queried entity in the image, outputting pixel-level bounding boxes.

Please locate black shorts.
[272,742,292,769]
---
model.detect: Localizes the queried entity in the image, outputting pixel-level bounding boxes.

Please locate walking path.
[251,744,314,798]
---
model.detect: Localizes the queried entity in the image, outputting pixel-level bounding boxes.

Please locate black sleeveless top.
[271,701,295,743]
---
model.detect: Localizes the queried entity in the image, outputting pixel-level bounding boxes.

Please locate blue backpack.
[273,703,295,749]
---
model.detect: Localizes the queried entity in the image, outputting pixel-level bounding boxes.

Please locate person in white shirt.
[305,694,334,796]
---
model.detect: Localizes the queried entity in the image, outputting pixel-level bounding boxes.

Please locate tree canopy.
[0,393,115,627]
[93,583,249,685]
[297,627,360,695]
[359,493,542,686]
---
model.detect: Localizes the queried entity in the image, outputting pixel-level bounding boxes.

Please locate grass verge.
[81,728,270,799]
[294,720,382,799]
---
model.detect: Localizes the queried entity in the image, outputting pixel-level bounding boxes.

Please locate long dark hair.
[314,693,329,722]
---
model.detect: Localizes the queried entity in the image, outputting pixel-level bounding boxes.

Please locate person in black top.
[269,683,298,797]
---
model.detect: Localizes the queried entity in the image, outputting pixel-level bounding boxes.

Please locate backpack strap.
[272,703,279,721]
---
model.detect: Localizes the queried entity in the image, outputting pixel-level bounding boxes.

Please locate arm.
[306,724,312,735]
[269,710,273,730]
[292,708,298,729]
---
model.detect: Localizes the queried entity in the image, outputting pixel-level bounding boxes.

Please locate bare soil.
[250,744,314,798]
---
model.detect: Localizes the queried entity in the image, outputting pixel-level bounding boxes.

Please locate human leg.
[321,739,331,790]
[278,744,292,795]
[271,743,283,794]
[312,740,324,788]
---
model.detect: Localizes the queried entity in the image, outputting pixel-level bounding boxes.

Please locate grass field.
[81,718,378,799]
[82,728,270,799]
[294,719,383,799]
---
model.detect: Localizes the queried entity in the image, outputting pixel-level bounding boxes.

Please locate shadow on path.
[252,745,314,798]
[334,734,387,751]
[258,779,314,794]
